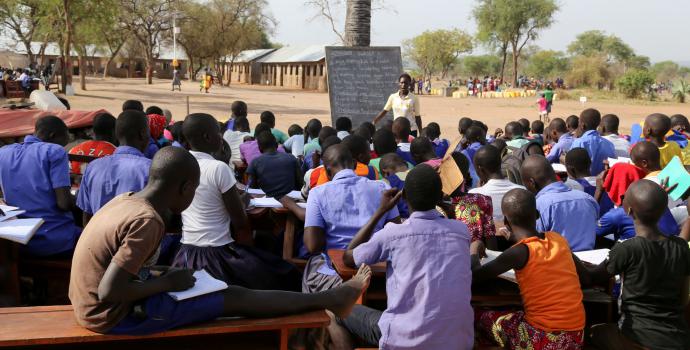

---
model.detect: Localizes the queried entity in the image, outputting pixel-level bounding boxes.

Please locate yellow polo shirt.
[658,141,684,168]
[384,92,421,131]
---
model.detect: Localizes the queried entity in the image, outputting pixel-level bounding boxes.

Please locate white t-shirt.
[284,134,305,158]
[181,151,237,247]
[222,130,251,163]
[337,131,351,140]
[383,92,421,131]
[602,134,631,158]
[468,179,525,220]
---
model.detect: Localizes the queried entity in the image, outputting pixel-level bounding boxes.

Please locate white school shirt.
[383,92,421,132]
[284,134,305,158]
[468,179,525,220]
[602,134,631,158]
[222,130,251,163]
[181,151,237,247]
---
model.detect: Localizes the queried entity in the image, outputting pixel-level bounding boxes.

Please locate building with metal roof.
[224,48,276,85]
[255,45,328,91]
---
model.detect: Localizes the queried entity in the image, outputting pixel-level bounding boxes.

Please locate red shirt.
[68,140,116,174]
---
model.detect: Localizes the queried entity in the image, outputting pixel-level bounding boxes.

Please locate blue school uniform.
[0,135,80,256]
[432,139,450,158]
[144,137,159,159]
[573,178,614,217]
[597,207,679,241]
[77,146,152,215]
[396,148,415,165]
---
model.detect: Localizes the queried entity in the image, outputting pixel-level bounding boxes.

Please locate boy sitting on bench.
[68,146,370,335]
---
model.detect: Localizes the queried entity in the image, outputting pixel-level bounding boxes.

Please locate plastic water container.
[29,90,67,111]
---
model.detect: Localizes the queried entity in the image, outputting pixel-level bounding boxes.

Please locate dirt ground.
[66,77,690,137]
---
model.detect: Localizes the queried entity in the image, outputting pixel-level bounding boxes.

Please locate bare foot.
[327,265,371,318]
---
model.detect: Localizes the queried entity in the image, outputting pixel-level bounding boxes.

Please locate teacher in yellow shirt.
[373,73,423,137]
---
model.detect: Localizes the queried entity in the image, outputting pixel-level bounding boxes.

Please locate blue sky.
[266,0,690,64]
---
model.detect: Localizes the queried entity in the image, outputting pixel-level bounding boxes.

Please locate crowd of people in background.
[0,90,689,349]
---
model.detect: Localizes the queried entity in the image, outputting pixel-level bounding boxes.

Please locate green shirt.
[543,89,554,102]
[271,129,289,144]
[303,138,320,156]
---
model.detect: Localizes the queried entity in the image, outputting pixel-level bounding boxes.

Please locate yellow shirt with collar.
[384,92,421,131]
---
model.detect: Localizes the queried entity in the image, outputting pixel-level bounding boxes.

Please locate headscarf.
[147,113,167,139]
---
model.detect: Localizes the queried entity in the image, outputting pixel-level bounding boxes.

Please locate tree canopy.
[404,28,473,79]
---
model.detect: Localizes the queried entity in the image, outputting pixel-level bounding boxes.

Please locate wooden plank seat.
[0,305,329,350]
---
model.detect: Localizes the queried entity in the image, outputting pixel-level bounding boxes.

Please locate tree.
[568,30,636,68]
[617,69,655,99]
[525,50,568,79]
[403,29,472,79]
[473,0,558,87]
[0,0,45,65]
[673,80,689,103]
[566,55,610,89]
[462,55,502,77]
[473,0,511,83]
[651,61,681,83]
[343,0,371,46]
[120,0,176,84]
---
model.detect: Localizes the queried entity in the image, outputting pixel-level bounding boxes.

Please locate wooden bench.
[0,305,329,350]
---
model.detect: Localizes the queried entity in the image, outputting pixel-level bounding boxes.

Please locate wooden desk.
[327,249,387,279]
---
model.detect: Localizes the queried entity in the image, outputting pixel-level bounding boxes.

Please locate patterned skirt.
[477,310,583,350]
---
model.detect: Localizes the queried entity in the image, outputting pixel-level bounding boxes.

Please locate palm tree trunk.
[343,0,371,47]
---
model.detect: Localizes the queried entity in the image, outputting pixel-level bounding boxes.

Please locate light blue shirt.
[545,133,574,163]
[571,130,616,175]
[305,169,398,250]
[354,210,474,349]
[77,146,151,215]
[0,136,80,256]
[536,181,599,251]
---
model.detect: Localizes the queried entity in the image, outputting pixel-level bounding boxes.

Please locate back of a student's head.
[318,126,336,144]
[491,138,507,156]
[122,99,144,112]
[379,153,406,177]
[566,115,579,132]
[471,120,489,134]
[549,118,567,135]
[404,164,442,212]
[305,119,322,139]
[149,146,200,213]
[373,128,397,155]
[35,115,69,146]
[183,113,222,151]
[630,141,661,170]
[254,122,272,138]
[260,111,276,128]
[505,121,523,138]
[323,143,355,176]
[116,110,149,150]
[425,122,441,140]
[518,118,531,134]
[233,116,250,132]
[501,188,538,230]
[392,117,411,141]
[623,179,668,225]
[335,117,352,132]
[644,113,672,137]
[231,100,248,118]
[531,120,544,135]
[465,126,485,143]
[670,114,689,130]
[601,114,619,134]
[170,121,185,144]
[146,105,164,116]
[360,122,376,139]
[410,137,434,163]
[354,124,372,141]
[256,130,278,153]
[288,124,303,137]
[474,145,502,177]
[92,112,116,140]
[579,109,601,131]
[565,147,591,178]
[458,117,472,135]
[343,134,370,164]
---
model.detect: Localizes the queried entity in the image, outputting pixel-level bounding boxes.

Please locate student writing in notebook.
[470,188,590,349]
[69,147,371,335]
[246,131,302,199]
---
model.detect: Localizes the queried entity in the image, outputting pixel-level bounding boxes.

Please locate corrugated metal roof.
[232,49,276,63]
[258,45,326,63]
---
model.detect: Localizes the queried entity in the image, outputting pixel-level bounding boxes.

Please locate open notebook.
[167,270,229,301]
[249,197,307,209]
[246,189,303,201]
[0,218,44,245]
[0,205,25,223]
[481,248,610,284]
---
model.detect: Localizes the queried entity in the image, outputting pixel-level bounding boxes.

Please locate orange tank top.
[515,231,585,332]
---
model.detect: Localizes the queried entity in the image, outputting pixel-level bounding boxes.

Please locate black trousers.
[337,305,382,347]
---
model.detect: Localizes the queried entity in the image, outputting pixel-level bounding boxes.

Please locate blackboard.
[325,46,403,128]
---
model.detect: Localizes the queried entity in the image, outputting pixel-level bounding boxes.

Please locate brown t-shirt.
[69,193,165,333]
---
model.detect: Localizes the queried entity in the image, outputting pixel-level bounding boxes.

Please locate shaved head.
[623,179,667,225]
[474,145,502,175]
[322,144,355,179]
[520,155,557,193]
[643,113,672,137]
[35,115,69,146]
[148,146,200,213]
[502,188,539,228]
[116,110,149,151]
[183,113,222,152]
[404,164,442,211]
[579,108,601,131]
[548,118,567,134]
[630,141,661,171]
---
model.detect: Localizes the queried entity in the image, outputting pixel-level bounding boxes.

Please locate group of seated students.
[0,97,689,350]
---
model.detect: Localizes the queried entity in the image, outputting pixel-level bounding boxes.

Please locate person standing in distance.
[373,73,423,137]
